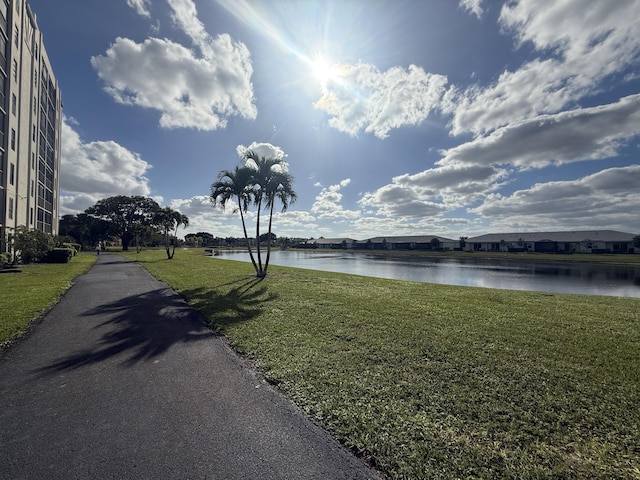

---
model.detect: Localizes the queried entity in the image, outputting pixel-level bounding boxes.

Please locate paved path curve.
[0,254,381,480]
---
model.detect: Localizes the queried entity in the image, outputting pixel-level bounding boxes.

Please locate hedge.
[43,248,74,264]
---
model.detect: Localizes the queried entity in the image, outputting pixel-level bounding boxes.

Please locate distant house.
[356,235,459,251]
[301,235,459,251]
[465,230,638,254]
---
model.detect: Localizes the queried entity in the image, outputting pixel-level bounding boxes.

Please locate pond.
[213,250,640,298]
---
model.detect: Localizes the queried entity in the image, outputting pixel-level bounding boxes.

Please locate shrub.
[43,248,73,264]
[0,252,11,267]
[13,227,55,264]
[61,242,80,256]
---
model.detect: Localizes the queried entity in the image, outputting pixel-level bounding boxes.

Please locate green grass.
[0,253,97,347]
[117,249,640,477]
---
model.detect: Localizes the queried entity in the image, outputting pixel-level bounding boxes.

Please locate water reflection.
[214,250,640,298]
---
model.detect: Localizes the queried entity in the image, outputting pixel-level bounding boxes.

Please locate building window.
[0,35,6,66]
[30,207,33,224]
[31,179,34,197]
[14,28,19,47]
[0,74,5,106]
[32,125,36,141]
[8,197,13,220]
[32,152,35,169]
[11,93,16,115]
[12,59,17,81]
[9,162,14,184]
[10,128,15,150]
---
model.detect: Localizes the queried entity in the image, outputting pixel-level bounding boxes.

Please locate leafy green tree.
[259,232,277,244]
[132,224,160,252]
[196,232,215,246]
[13,226,55,264]
[184,234,202,247]
[85,196,160,250]
[154,207,189,259]
[59,213,113,250]
[211,166,260,274]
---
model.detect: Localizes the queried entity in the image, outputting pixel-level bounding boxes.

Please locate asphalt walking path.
[0,254,381,480]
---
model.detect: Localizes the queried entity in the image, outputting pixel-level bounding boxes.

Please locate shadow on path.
[39,288,215,373]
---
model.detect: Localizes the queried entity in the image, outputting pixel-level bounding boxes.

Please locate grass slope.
[129,249,639,479]
[0,253,97,347]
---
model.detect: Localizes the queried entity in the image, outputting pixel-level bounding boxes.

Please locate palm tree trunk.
[255,201,264,277]
[239,206,259,275]
[168,226,176,259]
[264,200,275,276]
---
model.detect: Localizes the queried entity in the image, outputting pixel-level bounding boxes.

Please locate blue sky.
[29,0,640,239]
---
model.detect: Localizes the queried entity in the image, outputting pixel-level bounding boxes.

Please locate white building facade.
[0,0,61,254]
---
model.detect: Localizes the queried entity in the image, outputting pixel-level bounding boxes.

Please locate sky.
[28,0,640,240]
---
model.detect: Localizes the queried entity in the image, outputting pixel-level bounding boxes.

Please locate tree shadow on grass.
[179,276,278,330]
[38,277,273,373]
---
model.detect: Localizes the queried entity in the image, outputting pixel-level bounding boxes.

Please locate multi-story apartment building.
[0,0,61,254]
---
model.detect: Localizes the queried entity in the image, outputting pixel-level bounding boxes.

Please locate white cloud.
[459,0,484,19]
[314,62,448,139]
[268,210,319,237]
[126,0,151,18]
[440,94,640,169]
[357,161,507,224]
[60,117,152,214]
[356,91,640,235]
[446,0,640,135]
[472,165,640,231]
[168,195,246,237]
[236,142,286,162]
[168,196,321,238]
[359,183,449,219]
[500,0,640,61]
[350,215,465,239]
[169,195,221,217]
[91,0,256,130]
[358,93,640,231]
[311,179,360,219]
[167,0,214,58]
[393,164,508,204]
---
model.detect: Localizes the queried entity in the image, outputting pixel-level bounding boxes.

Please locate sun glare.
[310,56,339,86]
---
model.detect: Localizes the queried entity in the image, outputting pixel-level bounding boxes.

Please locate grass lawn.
[116,250,640,477]
[0,253,97,347]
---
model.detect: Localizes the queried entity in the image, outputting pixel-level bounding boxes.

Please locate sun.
[310,55,339,87]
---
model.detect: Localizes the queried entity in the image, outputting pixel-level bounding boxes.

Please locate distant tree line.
[59,195,188,259]
[184,232,306,249]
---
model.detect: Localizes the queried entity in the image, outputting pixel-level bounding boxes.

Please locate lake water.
[213,250,640,298]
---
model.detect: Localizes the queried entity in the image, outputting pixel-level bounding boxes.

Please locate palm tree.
[241,150,296,277]
[210,166,260,275]
[263,168,296,275]
[155,207,189,259]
